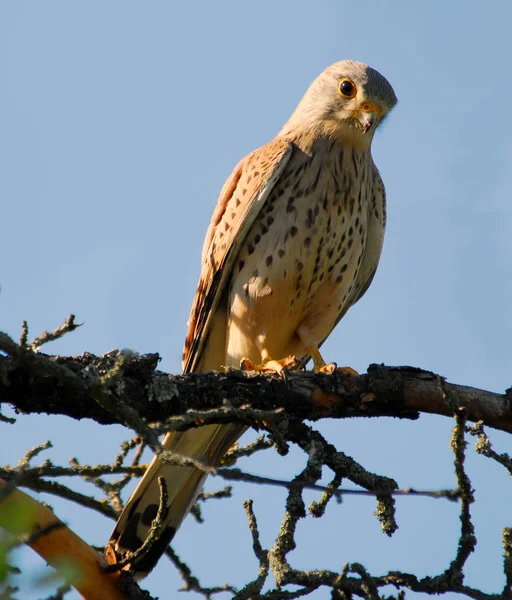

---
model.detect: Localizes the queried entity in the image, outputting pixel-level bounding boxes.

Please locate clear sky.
[2,2,512,599]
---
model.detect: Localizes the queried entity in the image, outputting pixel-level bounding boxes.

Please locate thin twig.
[309,473,343,518]
[17,441,52,469]
[223,435,273,464]
[165,545,237,598]
[445,409,477,582]
[0,412,16,424]
[468,421,512,475]
[234,500,269,599]
[29,315,83,352]
[19,320,29,348]
[215,467,459,501]
[502,528,512,596]
[268,442,325,587]
[41,583,73,600]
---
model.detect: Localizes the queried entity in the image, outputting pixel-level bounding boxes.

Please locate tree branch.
[2,323,511,600]
[0,478,126,600]
[1,337,511,434]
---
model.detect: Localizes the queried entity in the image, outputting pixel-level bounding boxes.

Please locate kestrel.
[106,60,397,578]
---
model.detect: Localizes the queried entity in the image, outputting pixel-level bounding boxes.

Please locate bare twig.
[283,420,399,535]
[112,437,143,470]
[468,421,512,475]
[445,409,476,581]
[12,476,117,520]
[309,473,342,518]
[0,411,16,424]
[42,583,73,600]
[2,460,147,481]
[215,467,458,501]
[268,442,325,588]
[107,438,146,512]
[19,320,29,348]
[165,545,237,598]
[28,315,83,352]
[234,499,269,599]
[502,528,512,596]
[190,486,233,523]
[17,441,52,468]
[223,435,273,464]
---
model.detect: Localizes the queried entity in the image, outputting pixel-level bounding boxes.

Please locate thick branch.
[1,341,511,433]
[0,478,126,600]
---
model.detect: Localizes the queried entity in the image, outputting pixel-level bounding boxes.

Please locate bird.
[105,59,397,579]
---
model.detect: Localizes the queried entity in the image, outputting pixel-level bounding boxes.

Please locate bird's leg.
[240,334,303,374]
[305,343,359,376]
[296,326,358,376]
[307,344,337,374]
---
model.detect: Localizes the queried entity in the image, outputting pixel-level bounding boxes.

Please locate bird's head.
[279,60,397,150]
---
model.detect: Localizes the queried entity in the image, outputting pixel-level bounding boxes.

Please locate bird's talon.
[240,355,302,376]
[317,362,337,374]
[240,357,256,371]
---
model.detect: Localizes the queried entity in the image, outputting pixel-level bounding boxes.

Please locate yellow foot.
[313,363,359,376]
[240,355,303,375]
[308,346,358,376]
[315,362,337,374]
[306,345,356,375]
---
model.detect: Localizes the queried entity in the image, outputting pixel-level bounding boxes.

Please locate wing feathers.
[182,139,294,373]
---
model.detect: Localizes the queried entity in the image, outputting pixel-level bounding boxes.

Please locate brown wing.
[182,138,294,373]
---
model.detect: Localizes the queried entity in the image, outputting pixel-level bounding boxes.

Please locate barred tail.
[105,423,243,579]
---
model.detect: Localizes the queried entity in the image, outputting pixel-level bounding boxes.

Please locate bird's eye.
[338,78,357,99]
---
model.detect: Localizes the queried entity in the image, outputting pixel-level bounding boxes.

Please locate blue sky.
[1,2,512,598]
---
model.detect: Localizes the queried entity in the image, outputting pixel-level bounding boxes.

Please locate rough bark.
[1,338,511,434]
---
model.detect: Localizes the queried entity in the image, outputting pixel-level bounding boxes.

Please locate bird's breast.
[227,147,378,362]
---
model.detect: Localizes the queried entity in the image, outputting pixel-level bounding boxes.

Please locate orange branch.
[0,478,127,600]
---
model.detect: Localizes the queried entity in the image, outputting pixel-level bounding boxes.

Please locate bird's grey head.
[279,60,397,149]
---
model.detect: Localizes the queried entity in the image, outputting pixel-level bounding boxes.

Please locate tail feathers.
[106,423,243,578]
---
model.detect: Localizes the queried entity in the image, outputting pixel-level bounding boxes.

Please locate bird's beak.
[360,112,376,134]
[357,102,380,134]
